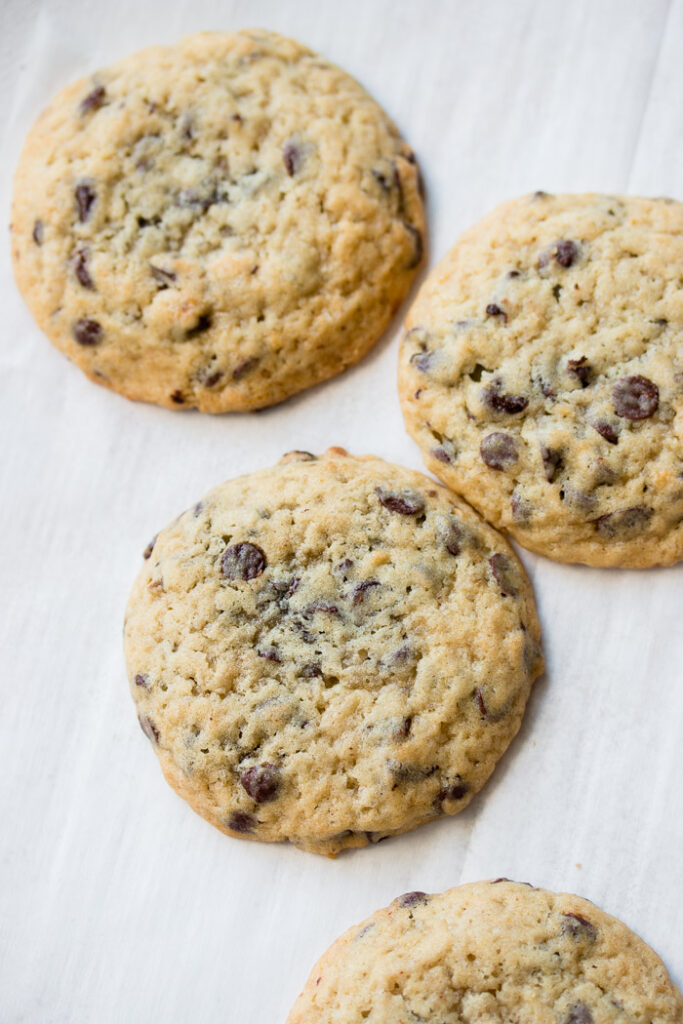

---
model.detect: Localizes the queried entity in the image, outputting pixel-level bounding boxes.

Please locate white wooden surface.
[1,1,682,1021]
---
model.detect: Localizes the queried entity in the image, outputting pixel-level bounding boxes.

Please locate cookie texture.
[123,449,542,855]
[287,880,683,1022]
[399,193,683,567]
[12,30,424,411]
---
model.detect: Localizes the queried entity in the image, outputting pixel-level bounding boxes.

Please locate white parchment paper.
[1,1,682,1020]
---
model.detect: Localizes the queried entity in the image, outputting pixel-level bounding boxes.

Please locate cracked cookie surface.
[123,449,542,855]
[399,193,683,567]
[286,880,683,1022]
[12,30,424,411]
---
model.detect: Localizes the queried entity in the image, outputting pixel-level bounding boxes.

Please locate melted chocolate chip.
[555,240,579,267]
[438,780,469,802]
[75,182,96,222]
[480,432,518,470]
[142,536,156,560]
[612,375,659,419]
[511,492,531,522]
[257,647,281,663]
[567,1005,593,1024]
[170,391,185,404]
[541,444,563,482]
[352,579,380,605]
[79,85,106,115]
[396,891,429,908]
[283,142,300,176]
[567,356,591,387]
[490,553,518,596]
[240,763,280,803]
[443,520,464,556]
[593,505,652,538]
[394,716,412,740]
[432,446,452,463]
[475,688,488,719]
[73,248,94,289]
[409,350,432,373]
[303,601,339,617]
[138,715,159,744]
[201,370,223,388]
[375,488,425,515]
[32,219,44,245]
[150,264,176,286]
[233,357,258,381]
[593,420,619,444]
[561,913,597,942]
[486,303,507,322]
[483,384,528,414]
[227,812,255,834]
[300,662,322,678]
[220,542,267,580]
[134,674,148,688]
[404,223,423,268]
[72,318,102,346]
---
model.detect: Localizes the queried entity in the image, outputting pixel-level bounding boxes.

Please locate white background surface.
[1,1,682,1021]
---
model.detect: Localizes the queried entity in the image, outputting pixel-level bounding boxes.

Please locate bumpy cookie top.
[399,193,683,567]
[287,880,683,1022]
[124,449,542,855]
[11,30,424,411]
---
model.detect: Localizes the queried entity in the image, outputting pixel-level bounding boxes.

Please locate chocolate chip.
[541,444,563,482]
[233,357,258,381]
[593,420,619,444]
[170,390,185,404]
[240,763,280,803]
[409,350,432,373]
[396,891,429,908]
[372,168,392,192]
[443,520,464,556]
[561,913,597,942]
[75,182,96,222]
[200,371,223,388]
[303,601,339,617]
[475,688,487,719]
[390,762,437,785]
[438,779,469,802]
[593,505,652,538]
[79,85,106,115]
[555,240,579,267]
[567,356,591,387]
[352,579,380,605]
[511,492,531,522]
[490,553,517,596]
[486,303,507,322]
[283,142,300,176]
[142,535,156,559]
[389,645,414,665]
[480,432,518,470]
[566,1005,593,1024]
[257,647,281,663]
[138,715,159,744]
[32,219,44,245]
[300,662,322,678]
[73,248,94,289]
[613,375,659,419]
[134,673,149,688]
[220,542,267,580]
[483,383,528,414]
[150,264,176,286]
[227,812,255,834]
[394,716,412,740]
[375,488,425,515]
[432,446,452,463]
[404,223,423,269]
[72,318,102,346]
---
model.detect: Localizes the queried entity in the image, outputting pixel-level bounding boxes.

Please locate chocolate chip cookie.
[123,449,542,855]
[399,193,683,567]
[11,30,424,411]
[287,879,683,1021]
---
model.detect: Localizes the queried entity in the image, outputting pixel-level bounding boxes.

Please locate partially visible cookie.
[11,30,424,411]
[399,193,683,567]
[287,880,683,1022]
[123,448,542,855]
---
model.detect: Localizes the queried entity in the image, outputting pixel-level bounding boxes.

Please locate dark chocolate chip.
[32,219,44,245]
[483,384,528,414]
[352,579,380,605]
[404,223,423,268]
[390,762,437,785]
[283,142,300,176]
[257,647,281,663]
[138,715,159,744]
[409,350,432,373]
[508,269,520,278]
[303,601,339,617]
[170,390,185,404]
[227,812,255,834]
[300,662,322,678]
[220,542,267,580]
[593,420,619,445]
[396,891,429,908]
[561,912,597,942]
[555,240,579,267]
[240,763,280,803]
[142,535,157,560]
[150,264,176,286]
[480,432,518,470]
[541,444,563,482]
[566,1005,593,1024]
[511,492,531,522]
[75,182,96,222]
[134,673,148,688]
[375,488,425,515]
[612,375,659,419]
[432,446,452,464]
[201,371,223,388]
[394,716,412,740]
[233,357,259,381]
[72,318,102,346]
[486,303,507,322]
[593,505,652,538]
[73,248,94,289]
[438,779,469,802]
[79,85,106,115]
[567,356,591,387]
[475,688,487,719]
[490,553,518,596]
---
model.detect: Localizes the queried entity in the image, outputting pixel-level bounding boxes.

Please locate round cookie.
[123,448,542,855]
[287,880,683,1022]
[11,30,424,412]
[399,192,683,567]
